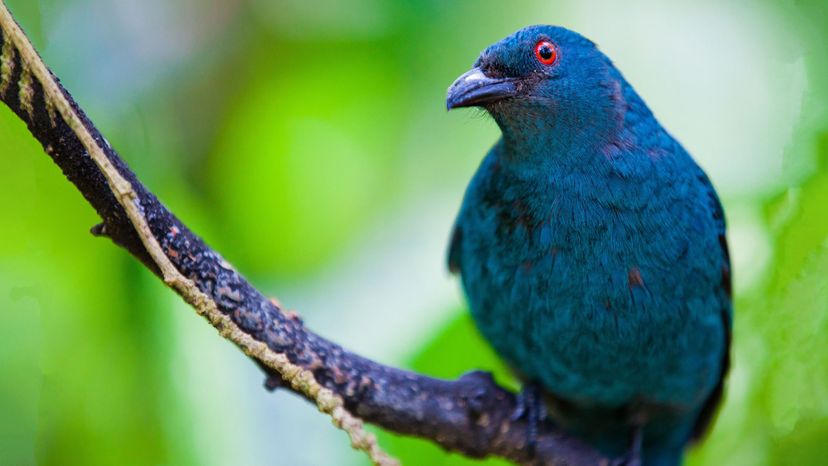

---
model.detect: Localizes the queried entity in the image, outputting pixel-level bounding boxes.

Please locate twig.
[0,2,395,465]
[0,2,608,465]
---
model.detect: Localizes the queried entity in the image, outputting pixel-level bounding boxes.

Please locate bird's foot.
[511,381,547,457]
[611,425,643,466]
[611,453,642,466]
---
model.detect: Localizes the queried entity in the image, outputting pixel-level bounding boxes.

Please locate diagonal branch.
[0,3,608,465]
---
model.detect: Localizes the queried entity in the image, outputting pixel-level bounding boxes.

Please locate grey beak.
[446,67,517,110]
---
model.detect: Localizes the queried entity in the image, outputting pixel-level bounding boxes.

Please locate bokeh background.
[0,0,826,465]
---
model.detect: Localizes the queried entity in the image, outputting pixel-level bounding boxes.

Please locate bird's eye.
[534,40,557,66]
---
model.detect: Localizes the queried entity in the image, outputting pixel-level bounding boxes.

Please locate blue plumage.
[447,26,731,465]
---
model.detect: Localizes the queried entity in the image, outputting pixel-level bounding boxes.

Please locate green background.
[0,0,826,465]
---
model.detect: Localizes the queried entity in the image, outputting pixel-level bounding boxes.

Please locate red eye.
[534,40,557,65]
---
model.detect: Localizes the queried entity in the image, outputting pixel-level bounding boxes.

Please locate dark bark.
[0,22,608,466]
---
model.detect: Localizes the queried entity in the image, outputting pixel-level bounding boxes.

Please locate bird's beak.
[446,67,517,110]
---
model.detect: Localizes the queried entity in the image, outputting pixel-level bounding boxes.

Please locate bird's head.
[447,25,633,154]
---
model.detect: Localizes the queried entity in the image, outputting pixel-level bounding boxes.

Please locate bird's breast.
[456,163,726,409]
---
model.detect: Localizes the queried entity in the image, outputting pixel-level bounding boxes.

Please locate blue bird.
[446,25,731,466]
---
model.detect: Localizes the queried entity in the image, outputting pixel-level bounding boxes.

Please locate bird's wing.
[447,143,505,276]
[447,223,463,275]
[689,174,732,443]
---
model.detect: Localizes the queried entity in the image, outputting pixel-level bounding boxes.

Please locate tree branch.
[0,3,609,465]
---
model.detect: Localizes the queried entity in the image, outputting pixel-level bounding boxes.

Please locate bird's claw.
[610,454,642,466]
[511,382,547,456]
[611,424,643,466]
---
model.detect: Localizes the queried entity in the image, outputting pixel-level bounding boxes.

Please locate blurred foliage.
[0,0,827,465]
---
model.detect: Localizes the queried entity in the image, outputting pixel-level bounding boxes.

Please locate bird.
[446,25,731,466]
